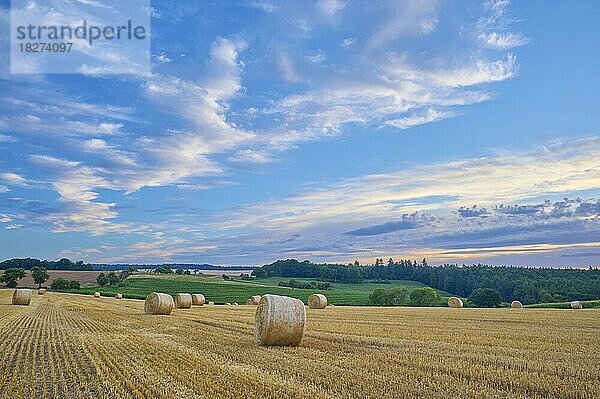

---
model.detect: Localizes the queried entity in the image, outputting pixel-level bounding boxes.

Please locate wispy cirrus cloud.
[0,172,30,186]
[28,154,124,234]
[214,138,600,234]
[316,0,345,18]
[476,0,528,50]
[384,108,453,129]
[0,134,16,142]
[479,32,528,50]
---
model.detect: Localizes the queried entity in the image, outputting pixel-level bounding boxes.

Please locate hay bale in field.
[448,297,463,308]
[225,302,231,306]
[38,288,47,295]
[511,300,523,308]
[233,302,239,306]
[175,293,192,309]
[191,294,205,306]
[12,289,32,306]
[254,294,306,346]
[94,292,101,298]
[308,293,327,309]
[249,295,262,305]
[115,293,123,299]
[208,301,215,306]
[571,301,582,309]
[144,292,174,315]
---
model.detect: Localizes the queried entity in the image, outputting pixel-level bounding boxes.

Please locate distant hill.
[90,263,256,271]
[0,258,255,272]
[0,258,92,271]
[252,259,600,305]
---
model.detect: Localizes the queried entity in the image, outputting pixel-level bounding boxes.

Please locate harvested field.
[1,270,102,288]
[0,289,598,398]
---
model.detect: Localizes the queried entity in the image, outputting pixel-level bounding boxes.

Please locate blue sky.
[0,0,599,266]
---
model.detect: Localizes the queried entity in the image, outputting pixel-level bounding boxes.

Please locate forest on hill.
[251,259,600,304]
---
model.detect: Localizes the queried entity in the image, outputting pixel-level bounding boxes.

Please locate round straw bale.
[208,301,214,306]
[12,289,32,306]
[308,293,327,309]
[571,300,582,309]
[94,292,101,298]
[38,288,47,295]
[175,293,192,309]
[511,300,523,308]
[191,294,205,306]
[254,294,306,346]
[250,295,262,305]
[115,293,123,299]
[448,296,463,308]
[225,302,231,306]
[233,302,239,306]
[144,292,174,315]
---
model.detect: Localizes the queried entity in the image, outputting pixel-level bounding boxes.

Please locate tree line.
[0,258,92,271]
[251,259,600,304]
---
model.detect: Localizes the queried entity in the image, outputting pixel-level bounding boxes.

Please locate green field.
[63,273,458,305]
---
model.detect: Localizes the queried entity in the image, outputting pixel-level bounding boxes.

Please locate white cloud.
[304,50,326,64]
[419,16,439,34]
[29,155,80,168]
[0,172,29,186]
[367,1,439,50]
[5,47,250,198]
[0,134,16,142]
[317,0,345,17]
[384,108,453,129]
[230,149,272,164]
[116,236,217,263]
[479,32,528,50]
[67,121,123,135]
[3,96,135,121]
[477,0,527,50]
[153,53,173,64]
[251,1,276,13]
[426,53,517,88]
[81,138,109,151]
[341,38,354,48]
[177,180,235,191]
[29,154,132,235]
[0,114,124,138]
[276,51,303,83]
[261,61,492,151]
